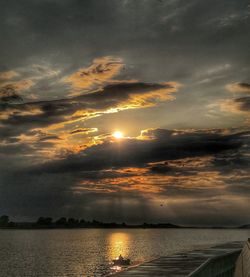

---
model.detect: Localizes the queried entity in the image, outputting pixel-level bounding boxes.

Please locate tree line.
[0,215,180,229]
[0,215,127,228]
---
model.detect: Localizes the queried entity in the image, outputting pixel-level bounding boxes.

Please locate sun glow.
[113,131,124,139]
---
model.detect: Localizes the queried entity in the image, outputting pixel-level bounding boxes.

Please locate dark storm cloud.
[0,127,249,224]
[1,0,249,73]
[32,128,248,174]
[0,81,176,138]
[0,142,33,156]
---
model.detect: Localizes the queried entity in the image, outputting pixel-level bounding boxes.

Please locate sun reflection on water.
[108,232,130,259]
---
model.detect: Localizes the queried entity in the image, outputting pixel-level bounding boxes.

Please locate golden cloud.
[0,70,19,81]
[63,56,124,94]
[218,82,250,123]
[148,156,214,169]
[119,82,179,108]
[0,79,34,103]
[220,98,250,123]
[72,169,229,198]
[74,172,163,195]
[0,106,43,120]
[12,79,34,90]
[221,99,244,114]
[226,82,250,94]
[63,82,179,130]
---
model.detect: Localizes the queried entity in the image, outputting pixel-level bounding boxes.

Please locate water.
[0,228,249,277]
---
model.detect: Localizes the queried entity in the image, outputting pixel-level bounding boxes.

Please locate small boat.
[113,255,130,266]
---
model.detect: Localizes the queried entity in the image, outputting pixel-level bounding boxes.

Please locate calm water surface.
[0,228,249,277]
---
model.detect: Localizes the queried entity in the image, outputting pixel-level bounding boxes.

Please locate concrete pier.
[112,241,243,277]
[234,239,250,277]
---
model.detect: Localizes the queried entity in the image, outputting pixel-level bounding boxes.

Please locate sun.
[113,131,124,139]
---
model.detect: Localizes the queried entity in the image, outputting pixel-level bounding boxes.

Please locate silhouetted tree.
[36,217,53,226]
[0,215,9,226]
[67,218,79,226]
[55,217,67,226]
[92,219,100,225]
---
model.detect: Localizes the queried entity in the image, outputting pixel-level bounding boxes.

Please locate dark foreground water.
[0,228,249,277]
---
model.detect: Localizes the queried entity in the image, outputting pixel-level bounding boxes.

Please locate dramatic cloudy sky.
[0,0,249,226]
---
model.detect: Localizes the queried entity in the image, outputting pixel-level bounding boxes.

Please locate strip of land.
[1,215,250,229]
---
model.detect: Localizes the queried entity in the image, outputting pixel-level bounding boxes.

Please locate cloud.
[0,70,19,81]
[0,81,178,138]
[32,128,248,174]
[219,82,250,122]
[70,128,98,135]
[1,127,249,225]
[0,84,23,103]
[220,97,250,123]
[226,82,250,94]
[63,56,124,94]
[0,64,62,101]
[222,97,250,113]
[0,79,34,103]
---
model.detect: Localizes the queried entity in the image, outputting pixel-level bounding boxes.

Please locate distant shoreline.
[1,215,249,229]
[0,225,247,230]
[0,223,181,229]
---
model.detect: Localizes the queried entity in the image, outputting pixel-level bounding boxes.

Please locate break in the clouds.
[0,0,249,225]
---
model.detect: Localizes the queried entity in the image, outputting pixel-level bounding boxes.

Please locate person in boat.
[118,254,124,261]
[113,254,130,266]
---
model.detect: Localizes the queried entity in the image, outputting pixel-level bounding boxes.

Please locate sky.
[0,0,250,226]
